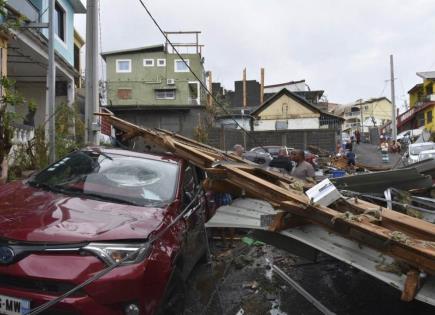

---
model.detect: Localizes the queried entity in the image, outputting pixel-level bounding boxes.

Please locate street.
[185,239,434,315]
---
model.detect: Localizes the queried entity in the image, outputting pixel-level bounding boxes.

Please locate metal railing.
[343,111,360,118]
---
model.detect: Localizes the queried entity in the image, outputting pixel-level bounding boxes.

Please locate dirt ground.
[184,232,435,315]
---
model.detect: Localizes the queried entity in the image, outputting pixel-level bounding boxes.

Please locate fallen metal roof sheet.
[331,168,433,193]
[206,198,435,307]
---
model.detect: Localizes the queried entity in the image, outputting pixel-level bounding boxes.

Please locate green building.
[102,44,207,137]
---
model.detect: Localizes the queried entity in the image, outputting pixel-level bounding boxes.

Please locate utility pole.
[390,55,397,140]
[242,68,247,148]
[207,71,213,107]
[47,0,56,163]
[85,0,100,145]
[260,68,265,104]
[359,99,364,142]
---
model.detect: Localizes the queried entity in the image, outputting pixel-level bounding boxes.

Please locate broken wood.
[97,112,435,276]
[401,270,420,302]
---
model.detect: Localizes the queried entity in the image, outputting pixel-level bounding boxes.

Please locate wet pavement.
[185,233,435,315]
[354,143,404,168]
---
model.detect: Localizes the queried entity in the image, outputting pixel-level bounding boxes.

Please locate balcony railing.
[11,124,35,145]
[343,111,361,118]
[7,0,40,23]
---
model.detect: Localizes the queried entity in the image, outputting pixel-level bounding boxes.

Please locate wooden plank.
[96,113,435,276]
[280,201,435,275]
[345,197,435,241]
[401,270,420,302]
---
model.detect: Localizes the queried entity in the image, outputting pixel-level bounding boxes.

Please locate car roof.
[409,142,435,148]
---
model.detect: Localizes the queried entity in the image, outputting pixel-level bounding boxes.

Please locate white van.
[405,142,435,165]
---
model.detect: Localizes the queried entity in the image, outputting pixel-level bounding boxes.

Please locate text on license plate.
[0,294,30,315]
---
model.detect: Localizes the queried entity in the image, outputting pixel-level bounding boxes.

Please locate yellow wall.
[424,104,435,132]
[258,94,319,120]
[409,79,435,108]
[361,98,392,125]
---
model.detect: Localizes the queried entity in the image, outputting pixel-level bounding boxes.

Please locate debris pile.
[101,113,435,304]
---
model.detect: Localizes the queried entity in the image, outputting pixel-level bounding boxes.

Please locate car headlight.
[82,243,151,266]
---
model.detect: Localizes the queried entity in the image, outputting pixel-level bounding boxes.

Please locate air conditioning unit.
[167,78,175,85]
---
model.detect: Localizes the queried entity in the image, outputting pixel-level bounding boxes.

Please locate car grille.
[0,274,85,297]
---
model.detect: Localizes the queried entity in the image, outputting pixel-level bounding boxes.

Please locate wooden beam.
[401,270,420,302]
[94,113,435,276]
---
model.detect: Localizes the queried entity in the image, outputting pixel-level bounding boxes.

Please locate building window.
[157,59,166,67]
[143,59,154,67]
[117,89,132,100]
[174,59,190,72]
[364,105,369,110]
[427,110,433,123]
[188,81,200,105]
[155,89,176,100]
[116,59,131,73]
[54,2,66,41]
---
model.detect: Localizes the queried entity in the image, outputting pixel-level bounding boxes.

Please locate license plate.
[0,294,30,315]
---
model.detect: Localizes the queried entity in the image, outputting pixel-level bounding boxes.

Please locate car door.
[180,164,207,279]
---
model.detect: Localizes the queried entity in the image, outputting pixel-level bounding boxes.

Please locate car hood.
[0,181,175,243]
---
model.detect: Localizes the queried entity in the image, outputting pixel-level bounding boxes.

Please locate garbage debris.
[101,113,435,305]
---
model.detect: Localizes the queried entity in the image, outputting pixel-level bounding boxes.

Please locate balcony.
[7,0,40,23]
[343,111,361,119]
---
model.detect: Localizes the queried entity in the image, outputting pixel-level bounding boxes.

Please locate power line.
[137,0,260,148]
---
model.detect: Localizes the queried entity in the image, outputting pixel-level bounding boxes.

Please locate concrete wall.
[106,51,205,106]
[207,128,338,152]
[264,82,306,94]
[258,94,320,120]
[40,0,75,66]
[254,117,319,131]
[110,107,206,139]
[14,82,68,128]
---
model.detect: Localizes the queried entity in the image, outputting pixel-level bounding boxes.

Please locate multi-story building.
[334,97,392,135]
[102,41,206,138]
[3,0,85,132]
[397,71,435,133]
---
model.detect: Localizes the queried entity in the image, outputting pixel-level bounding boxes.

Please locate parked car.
[0,148,211,315]
[397,127,424,144]
[249,146,318,169]
[418,149,435,162]
[250,146,294,159]
[404,142,435,165]
[243,150,273,166]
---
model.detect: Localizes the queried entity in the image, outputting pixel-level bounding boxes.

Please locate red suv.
[0,148,211,315]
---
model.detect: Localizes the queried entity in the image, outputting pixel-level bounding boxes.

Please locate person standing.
[233,144,244,158]
[380,140,389,163]
[290,150,315,180]
[355,129,361,145]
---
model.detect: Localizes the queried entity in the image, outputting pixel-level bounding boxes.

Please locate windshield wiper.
[29,181,165,207]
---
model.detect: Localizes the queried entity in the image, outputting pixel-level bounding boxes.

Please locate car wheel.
[156,268,186,315]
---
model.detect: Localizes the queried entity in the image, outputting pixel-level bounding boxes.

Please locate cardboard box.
[305,178,341,206]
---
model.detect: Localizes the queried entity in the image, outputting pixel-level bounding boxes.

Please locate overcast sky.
[75,0,435,109]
